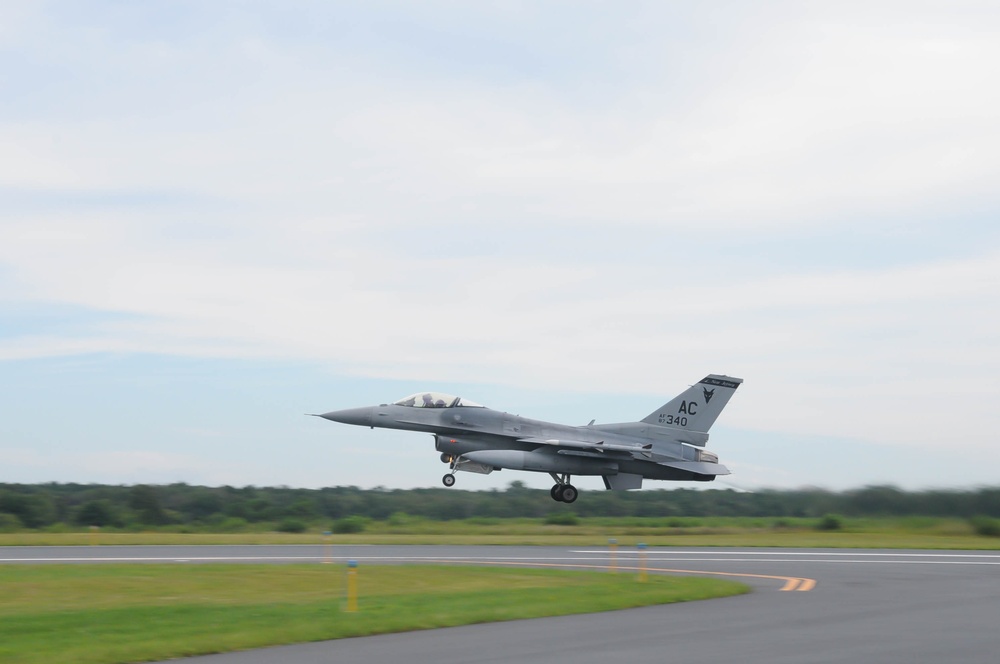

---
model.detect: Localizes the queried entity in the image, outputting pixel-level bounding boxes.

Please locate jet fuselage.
[317,375,742,502]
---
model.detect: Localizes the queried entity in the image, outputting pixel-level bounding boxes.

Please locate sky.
[2,1,999,493]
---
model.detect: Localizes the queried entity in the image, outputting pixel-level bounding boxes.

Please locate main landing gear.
[549,473,578,503]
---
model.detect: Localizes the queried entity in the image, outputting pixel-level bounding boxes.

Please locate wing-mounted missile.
[518,437,654,458]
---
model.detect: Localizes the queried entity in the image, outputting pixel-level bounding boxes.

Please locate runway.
[5,545,1000,663]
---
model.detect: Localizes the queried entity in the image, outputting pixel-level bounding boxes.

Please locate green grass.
[2,515,999,548]
[0,564,746,664]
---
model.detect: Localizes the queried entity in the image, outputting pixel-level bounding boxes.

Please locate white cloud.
[2,204,998,452]
[3,3,999,227]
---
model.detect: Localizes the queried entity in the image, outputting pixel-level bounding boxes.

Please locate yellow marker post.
[89,525,99,546]
[322,530,332,564]
[608,538,618,574]
[345,560,359,613]
[637,543,648,583]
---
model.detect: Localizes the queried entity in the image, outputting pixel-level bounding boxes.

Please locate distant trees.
[74,500,118,527]
[1,482,1000,530]
[0,488,55,528]
[128,485,170,525]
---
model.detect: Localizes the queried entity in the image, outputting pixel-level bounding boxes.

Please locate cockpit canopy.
[393,392,485,409]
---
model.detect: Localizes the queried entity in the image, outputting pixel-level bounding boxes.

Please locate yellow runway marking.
[424,558,817,592]
[780,577,816,591]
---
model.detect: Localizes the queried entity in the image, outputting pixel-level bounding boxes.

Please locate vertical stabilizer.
[641,375,743,433]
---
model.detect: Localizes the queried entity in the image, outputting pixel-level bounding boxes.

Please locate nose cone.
[317,407,374,427]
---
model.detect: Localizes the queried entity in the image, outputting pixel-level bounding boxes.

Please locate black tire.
[442,474,456,487]
[550,485,565,502]
[561,485,578,503]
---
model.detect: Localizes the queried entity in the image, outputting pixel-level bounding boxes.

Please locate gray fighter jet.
[317,374,742,502]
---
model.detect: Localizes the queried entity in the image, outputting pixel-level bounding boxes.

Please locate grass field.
[0,564,746,664]
[2,516,998,549]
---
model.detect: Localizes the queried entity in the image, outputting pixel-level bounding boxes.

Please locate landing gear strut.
[549,473,578,503]
[442,454,461,487]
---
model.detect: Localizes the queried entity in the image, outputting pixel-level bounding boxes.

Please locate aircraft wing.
[518,437,654,459]
[519,438,729,475]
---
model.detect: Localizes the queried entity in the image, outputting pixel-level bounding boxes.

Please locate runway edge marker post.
[345,559,359,612]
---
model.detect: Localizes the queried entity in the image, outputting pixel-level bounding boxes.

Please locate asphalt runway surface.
[4,545,1000,663]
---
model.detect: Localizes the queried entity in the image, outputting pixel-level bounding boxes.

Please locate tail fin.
[641,375,743,433]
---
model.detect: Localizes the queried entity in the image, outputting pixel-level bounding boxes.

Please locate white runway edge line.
[572,550,1000,559]
[4,551,1000,564]
[0,554,813,563]
[0,556,326,562]
[571,551,1000,566]
[0,552,818,591]
[596,558,1000,566]
[1,555,599,562]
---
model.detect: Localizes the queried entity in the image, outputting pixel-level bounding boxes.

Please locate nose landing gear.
[442,453,459,487]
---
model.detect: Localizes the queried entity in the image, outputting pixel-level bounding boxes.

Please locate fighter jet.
[317,374,742,502]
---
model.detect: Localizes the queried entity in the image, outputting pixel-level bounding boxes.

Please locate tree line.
[2,482,1000,531]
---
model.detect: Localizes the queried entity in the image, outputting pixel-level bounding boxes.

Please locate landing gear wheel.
[440,453,453,463]
[442,473,456,487]
[560,485,579,504]
[550,484,565,502]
